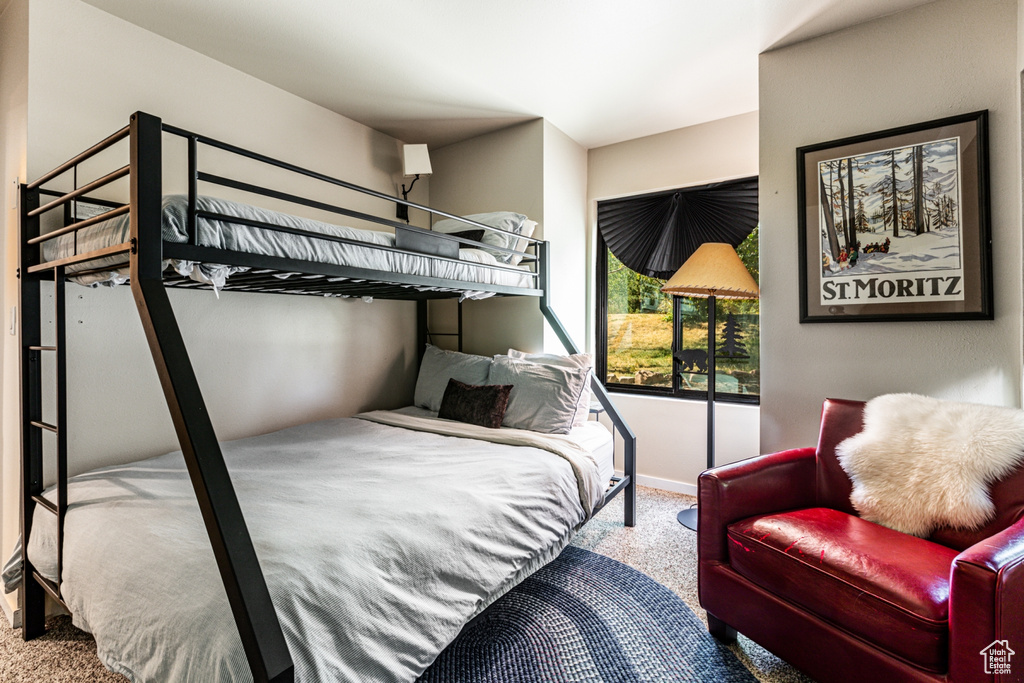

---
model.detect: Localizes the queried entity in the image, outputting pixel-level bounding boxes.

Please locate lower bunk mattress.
[41,195,535,298]
[3,408,606,683]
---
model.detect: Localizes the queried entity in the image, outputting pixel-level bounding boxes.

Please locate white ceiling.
[82,0,936,149]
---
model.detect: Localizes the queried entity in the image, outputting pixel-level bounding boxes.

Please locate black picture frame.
[797,110,992,323]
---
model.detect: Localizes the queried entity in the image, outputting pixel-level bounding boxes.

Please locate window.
[602,249,674,389]
[595,180,759,404]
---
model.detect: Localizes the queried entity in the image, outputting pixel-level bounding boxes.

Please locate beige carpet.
[0,614,124,683]
[0,485,813,682]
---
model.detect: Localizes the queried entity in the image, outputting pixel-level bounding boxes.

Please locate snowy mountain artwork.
[816,136,964,306]
[798,112,990,323]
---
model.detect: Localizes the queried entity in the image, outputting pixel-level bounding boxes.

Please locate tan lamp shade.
[402,144,432,177]
[661,242,759,300]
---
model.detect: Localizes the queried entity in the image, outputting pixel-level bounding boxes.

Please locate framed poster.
[797,111,991,323]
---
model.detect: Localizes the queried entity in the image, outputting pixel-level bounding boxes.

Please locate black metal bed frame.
[18,111,637,683]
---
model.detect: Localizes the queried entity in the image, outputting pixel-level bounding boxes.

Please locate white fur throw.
[836,393,1024,537]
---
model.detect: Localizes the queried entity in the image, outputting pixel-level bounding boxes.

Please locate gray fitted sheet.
[41,195,533,297]
[5,408,600,682]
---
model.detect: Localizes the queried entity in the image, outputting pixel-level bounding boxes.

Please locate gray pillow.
[414,345,492,412]
[432,212,536,265]
[487,356,588,435]
[507,349,593,426]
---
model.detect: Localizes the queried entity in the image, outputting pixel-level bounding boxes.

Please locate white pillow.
[488,356,588,435]
[433,212,535,265]
[508,219,538,266]
[507,349,593,426]
[414,345,492,412]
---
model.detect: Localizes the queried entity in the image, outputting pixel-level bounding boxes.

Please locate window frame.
[595,232,759,406]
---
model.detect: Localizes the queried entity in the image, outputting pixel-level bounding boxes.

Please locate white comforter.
[5,410,602,682]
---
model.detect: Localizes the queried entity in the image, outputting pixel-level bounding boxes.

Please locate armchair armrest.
[698,447,817,565]
[948,515,1024,682]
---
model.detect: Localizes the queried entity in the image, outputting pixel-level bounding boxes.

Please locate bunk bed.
[13,112,637,683]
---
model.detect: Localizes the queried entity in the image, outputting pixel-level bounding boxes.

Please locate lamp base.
[677,507,698,531]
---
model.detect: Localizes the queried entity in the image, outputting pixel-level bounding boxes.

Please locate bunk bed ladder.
[423,299,464,351]
[128,112,294,683]
[19,188,72,635]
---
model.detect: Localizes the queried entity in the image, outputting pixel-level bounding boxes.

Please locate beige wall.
[1020,0,1024,71]
[429,119,589,357]
[0,0,28,621]
[587,112,760,492]
[759,0,1021,451]
[588,112,760,205]
[429,120,545,356]
[541,121,589,352]
[1,0,422,593]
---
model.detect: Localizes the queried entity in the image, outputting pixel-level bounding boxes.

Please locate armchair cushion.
[697,447,817,566]
[728,508,958,672]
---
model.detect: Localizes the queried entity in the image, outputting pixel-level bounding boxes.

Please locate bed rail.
[162,123,543,253]
[26,125,130,191]
[537,243,636,526]
[190,178,537,266]
[19,111,637,683]
[25,119,541,300]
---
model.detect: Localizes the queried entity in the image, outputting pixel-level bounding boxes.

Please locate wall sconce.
[397,144,432,222]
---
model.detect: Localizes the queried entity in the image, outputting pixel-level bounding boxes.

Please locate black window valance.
[597,176,758,280]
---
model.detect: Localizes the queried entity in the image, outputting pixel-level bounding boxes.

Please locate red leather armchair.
[698,398,1024,683]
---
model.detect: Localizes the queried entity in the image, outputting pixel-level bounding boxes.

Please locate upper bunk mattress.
[40,195,535,298]
[5,410,602,683]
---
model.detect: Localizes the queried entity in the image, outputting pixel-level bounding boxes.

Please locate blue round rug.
[418,546,756,682]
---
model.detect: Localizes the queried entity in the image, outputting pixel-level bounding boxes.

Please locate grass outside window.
[601,228,760,400]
